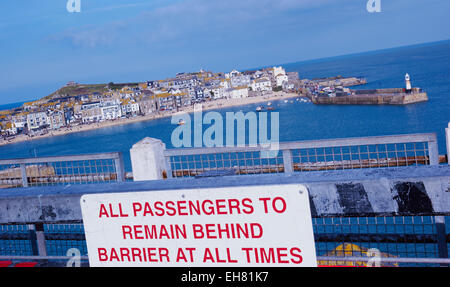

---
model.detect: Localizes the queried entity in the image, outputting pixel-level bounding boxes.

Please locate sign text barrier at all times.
[80,184,317,267]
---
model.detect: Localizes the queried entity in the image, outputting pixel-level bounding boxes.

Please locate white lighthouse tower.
[405,73,412,92]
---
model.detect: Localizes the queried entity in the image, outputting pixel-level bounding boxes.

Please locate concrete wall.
[0,165,448,224]
[313,92,428,105]
[130,137,169,181]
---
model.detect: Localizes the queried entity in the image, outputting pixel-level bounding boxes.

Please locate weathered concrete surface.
[130,137,168,181]
[312,90,428,105]
[0,165,449,224]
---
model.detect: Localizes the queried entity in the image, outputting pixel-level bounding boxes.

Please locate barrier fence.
[0,133,443,185]
[0,152,125,189]
[164,133,441,178]
[1,215,449,267]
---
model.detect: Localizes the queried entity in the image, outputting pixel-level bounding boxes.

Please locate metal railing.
[1,215,448,267]
[0,152,125,189]
[0,133,441,184]
[165,133,440,178]
[0,132,448,267]
[314,215,449,267]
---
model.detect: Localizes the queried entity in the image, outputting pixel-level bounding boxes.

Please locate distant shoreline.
[0,92,301,147]
[0,101,26,112]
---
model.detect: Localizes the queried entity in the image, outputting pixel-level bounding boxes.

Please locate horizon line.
[1,38,449,107]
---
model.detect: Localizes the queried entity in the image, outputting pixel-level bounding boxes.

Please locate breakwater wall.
[312,77,367,87]
[312,88,428,105]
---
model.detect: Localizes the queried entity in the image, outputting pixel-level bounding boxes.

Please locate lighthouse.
[405,73,412,92]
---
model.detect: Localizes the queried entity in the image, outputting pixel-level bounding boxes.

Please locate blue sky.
[0,0,449,104]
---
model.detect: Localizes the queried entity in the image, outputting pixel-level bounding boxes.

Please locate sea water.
[0,41,449,172]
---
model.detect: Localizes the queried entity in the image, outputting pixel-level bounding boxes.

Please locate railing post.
[446,122,450,165]
[27,224,38,256]
[130,137,170,181]
[165,156,173,179]
[428,137,439,165]
[20,164,28,187]
[114,152,125,182]
[282,149,294,173]
[435,216,448,267]
[35,223,48,257]
[28,224,47,257]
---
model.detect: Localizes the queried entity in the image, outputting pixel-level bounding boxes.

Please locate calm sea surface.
[0,40,449,172]
[0,101,25,111]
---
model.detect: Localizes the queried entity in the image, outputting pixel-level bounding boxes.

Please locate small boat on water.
[267,106,275,111]
[256,106,263,112]
[178,119,185,125]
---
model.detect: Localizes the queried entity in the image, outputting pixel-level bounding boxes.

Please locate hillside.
[44,82,140,101]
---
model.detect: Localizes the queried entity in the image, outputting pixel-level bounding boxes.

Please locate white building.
[81,102,101,111]
[273,66,286,77]
[275,74,288,87]
[81,108,102,123]
[226,70,241,79]
[121,101,140,116]
[101,100,122,120]
[27,112,49,130]
[12,114,27,129]
[226,87,249,99]
[253,70,266,79]
[47,110,66,130]
[272,66,288,87]
[283,82,295,90]
[219,79,230,89]
[102,106,121,120]
[0,122,17,135]
[210,86,223,99]
[7,125,18,135]
[230,75,250,88]
[250,77,272,92]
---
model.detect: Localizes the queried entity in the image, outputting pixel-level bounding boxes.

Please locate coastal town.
[0,65,367,145]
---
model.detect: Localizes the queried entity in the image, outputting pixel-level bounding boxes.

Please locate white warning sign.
[80,184,317,267]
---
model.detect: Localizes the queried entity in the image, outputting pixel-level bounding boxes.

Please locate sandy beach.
[0,92,301,147]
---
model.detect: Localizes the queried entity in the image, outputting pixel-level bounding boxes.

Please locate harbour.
[0,41,449,170]
[307,73,429,105]
[311,87,428,105]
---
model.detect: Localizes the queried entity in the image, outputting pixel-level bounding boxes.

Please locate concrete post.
[446,122,450,164]
[28,224,47,257]
[282,149,294,173]
[20,164,28,188]
[130,137,169,181]
[435,216,448,266]
[114,152,125,182]
[428,140,439,166]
